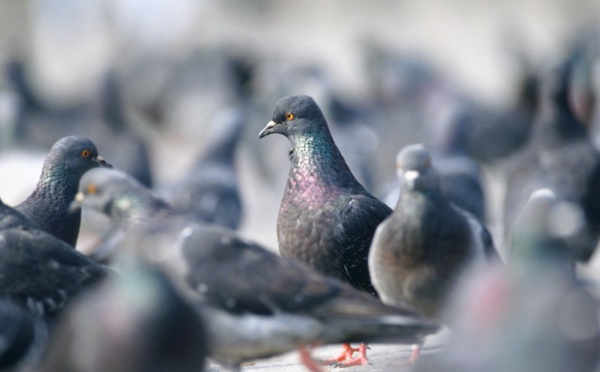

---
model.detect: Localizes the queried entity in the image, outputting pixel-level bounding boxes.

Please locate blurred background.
[0,0,599,253]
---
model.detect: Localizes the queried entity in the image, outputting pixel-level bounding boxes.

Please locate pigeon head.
[509,188,583,266]
[396,144,439,191]
[42,136,111,181]
[258,95,329,139]
[74,168,162,222]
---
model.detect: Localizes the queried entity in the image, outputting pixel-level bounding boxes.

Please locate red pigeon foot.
[334,343,370,367]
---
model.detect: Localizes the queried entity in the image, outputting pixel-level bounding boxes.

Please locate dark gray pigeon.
[503,60,600,263]
[40,260,207,372]
[467,58,539,164]
[415,189,600,372]
[161,107,244,230]
[0,297,48,371]
[74,168,439,371]
[0,199,108,318]
[14,135,111,246]
[258,95,392,296]
[370,144,497,319]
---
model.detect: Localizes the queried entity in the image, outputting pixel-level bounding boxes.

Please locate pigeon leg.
[333,343,370,367]
[319,343,359,364]
[297,344,324,372]
[400,343,421,365]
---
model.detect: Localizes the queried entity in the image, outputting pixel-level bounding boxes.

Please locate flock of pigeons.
[2,30,600,372]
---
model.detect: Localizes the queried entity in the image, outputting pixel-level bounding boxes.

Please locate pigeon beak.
[258,121,278,138]
[94,155,113,169]
[404,170,420,189]
[69,192,85,212]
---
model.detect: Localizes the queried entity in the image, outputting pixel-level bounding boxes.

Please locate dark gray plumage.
[467,62,539,164]
[258,95,392,296]
[98,70,154,188]
[369,144,497,319]
[74,168,439,371]
[503,60,600,263]
[14,135,111,246]
[162,108,244,230]
[0,297,48,371]
[416,189,600,372]
[40,260,207,372]
[0,199,108,318]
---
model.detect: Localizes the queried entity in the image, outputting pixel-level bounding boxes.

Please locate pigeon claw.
[320,343,370,367]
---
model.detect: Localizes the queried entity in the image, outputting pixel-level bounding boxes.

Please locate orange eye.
[87,183,97,194]
[286,113,295,121]
[81,150,91,158]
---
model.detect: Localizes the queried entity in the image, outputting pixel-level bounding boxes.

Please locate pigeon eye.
[286,113,295,121]
[86,183,97,195]
[81,150,91,158]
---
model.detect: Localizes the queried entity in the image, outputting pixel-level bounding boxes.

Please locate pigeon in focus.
[74,168,439,371]
[258,95,392,296]
[161,107,244,230]
[503,60,600,263]
[13,135,111,246]
[415,189,600,372]
[259,95,395,366]
[40,259,207,372]
[0,199,108,318]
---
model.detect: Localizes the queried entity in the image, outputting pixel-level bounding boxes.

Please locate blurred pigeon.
[467,58,539,164]
[13,135,110,246]
[40,260,207,372]
[5,59,93,146]
[416,189,600,372]
[0,199,108,318]
[0,297,48,371]
[161,107,244,230]
[503,60,600,263]
[383,108,486,221]
[97,70,154,187]
[5,61,153,187]
[74,168,439,371]
[258,95,392,296]
[370,144,497,322]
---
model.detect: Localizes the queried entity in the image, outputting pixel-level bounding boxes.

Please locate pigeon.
[97,69,154,188]
[502,60,600,263]
[74,168,439,371]
[467,58,539,164]
[258,95,392,296]
[0,297,48,371]
[0,199,108,318]
[415,189,600,372]
[369,143,497,364]
[40,259,207,372]
[5,61,152,188]
[383,108,486,221]
[13,135,111,246]
[161,107,244,230]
